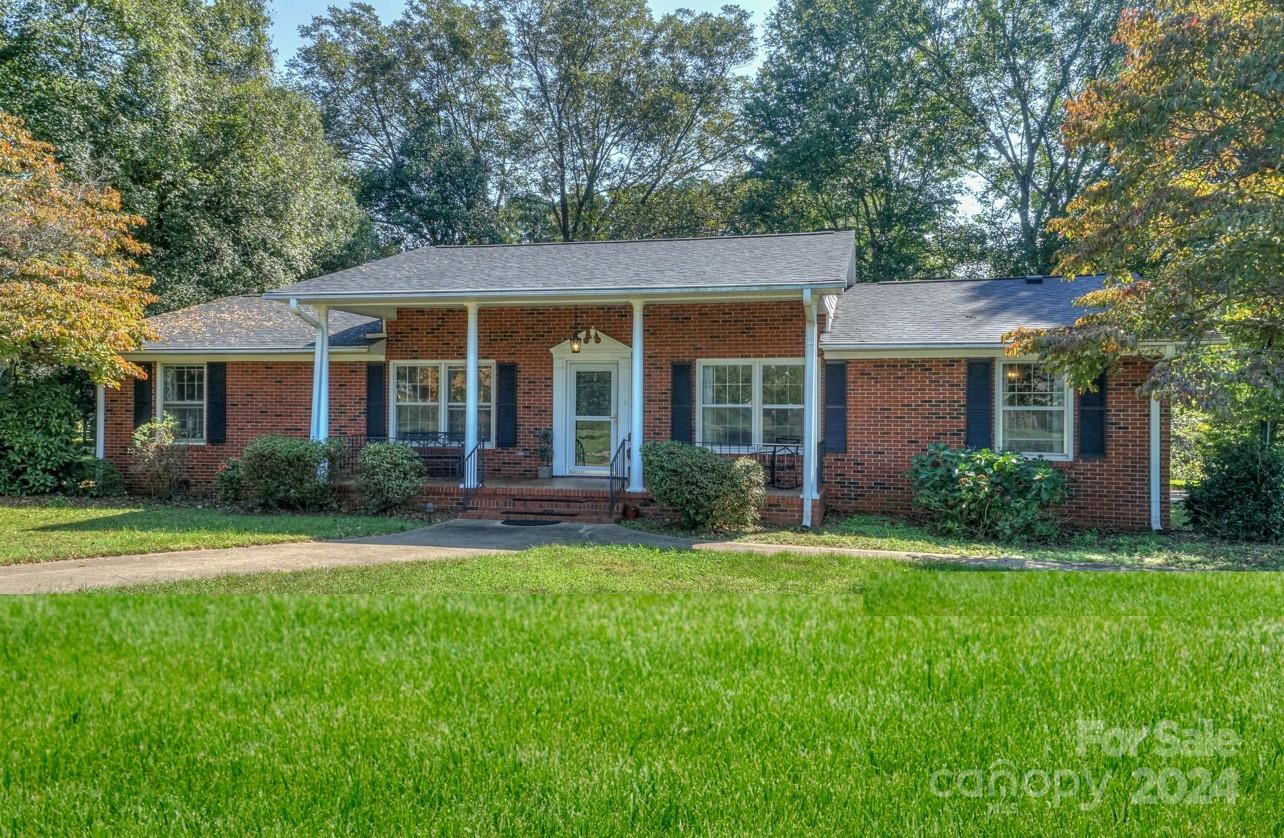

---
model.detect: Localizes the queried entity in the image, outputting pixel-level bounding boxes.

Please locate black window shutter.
[965,359,994,449]
[366,363,386,439]
[1078,372,1107,459]
[133,362,153,429]
[496,362,517,447]
[823,361,848,454]
[671,362,693,443]
[206,362,227,444]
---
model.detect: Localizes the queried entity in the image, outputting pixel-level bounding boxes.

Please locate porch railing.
[460,442,485,511]
[695,440,802,490]
[608,433,630,517]
[330,433,466,480]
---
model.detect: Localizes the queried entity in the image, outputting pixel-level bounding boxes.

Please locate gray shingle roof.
[264,232,855,300]
[140,296,381,352]
[822,275,1105,348]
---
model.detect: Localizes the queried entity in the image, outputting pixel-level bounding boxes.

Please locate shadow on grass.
[30,508,381,537]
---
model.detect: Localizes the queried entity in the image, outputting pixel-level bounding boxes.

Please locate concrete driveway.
[0,518,1138,594]
[0,520,700,594]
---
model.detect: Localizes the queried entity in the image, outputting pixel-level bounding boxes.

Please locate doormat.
[500,519,560,527]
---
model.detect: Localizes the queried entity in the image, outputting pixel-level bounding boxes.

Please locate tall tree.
[0,112,154,385]
[501,0,754,241]
[917,0,1125,274]
[744,0,981,282]
[1007,0,1284,429]
[291,0,513,248]
[0,0,363,309]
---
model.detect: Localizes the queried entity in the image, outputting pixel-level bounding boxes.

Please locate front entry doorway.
[567,364,616,474]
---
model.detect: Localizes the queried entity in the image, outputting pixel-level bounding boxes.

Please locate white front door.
[567,364,616,474]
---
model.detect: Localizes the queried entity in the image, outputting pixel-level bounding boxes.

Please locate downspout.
[802,289,819,528]
[289,299,323,440]
[1149,345,1175,531]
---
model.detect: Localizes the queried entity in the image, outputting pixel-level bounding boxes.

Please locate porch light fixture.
[570,333,583,353]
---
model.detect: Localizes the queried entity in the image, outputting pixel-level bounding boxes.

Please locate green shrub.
[641,440,765,531]
[240,434,343,511]
[908,444,1068,542]
[130,414,187,498]
[77,458,127,497]
[1186,436,1284,542]
[0,375,84,494]
[357,442,425,513]
[215,459,244,505]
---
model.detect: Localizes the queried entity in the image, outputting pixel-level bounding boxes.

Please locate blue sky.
[269,0,776,70]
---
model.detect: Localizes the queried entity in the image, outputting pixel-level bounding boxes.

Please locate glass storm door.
[569,365,615,474]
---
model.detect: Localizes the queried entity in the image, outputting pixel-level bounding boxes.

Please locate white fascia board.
[263,283,848,307]
[124,347,381,363]
[821,344,1009,359]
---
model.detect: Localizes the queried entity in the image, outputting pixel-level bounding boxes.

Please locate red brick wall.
[821,356,1169,531]
[103,360,367,490]
[384,302,812,477]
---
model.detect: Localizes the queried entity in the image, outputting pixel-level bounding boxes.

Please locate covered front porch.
[265,232,856,527]
[305,293,832,526]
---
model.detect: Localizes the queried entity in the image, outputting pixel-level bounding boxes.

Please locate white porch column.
[1150,394,1162,531]
[628,299,645,492]
[801,291,819,528]
[315,306,330,441]
[94,384,105,459]
[463,302,480,487]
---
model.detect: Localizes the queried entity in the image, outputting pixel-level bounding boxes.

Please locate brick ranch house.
[96,232,1169,530]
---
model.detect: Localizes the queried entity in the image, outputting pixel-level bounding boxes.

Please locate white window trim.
[388,360,497,444]
[695,358,806,450]
[994,361,1075,461]
[155,362,207,446]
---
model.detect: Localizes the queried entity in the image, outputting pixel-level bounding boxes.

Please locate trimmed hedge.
[240,435,343,512]
[908,444,1068,542]
[357,442,425,513]
[641,440,765,531]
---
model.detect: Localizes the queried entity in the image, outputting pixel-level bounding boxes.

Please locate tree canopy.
[743,0,982,282]
[0,0,364,310]
[917,0,1126,275]
[1007,0,1283,427]
[0,112,154,385]
[292,0,754,244]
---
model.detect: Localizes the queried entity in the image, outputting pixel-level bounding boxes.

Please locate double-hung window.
[160,365,206,443]
[997,362,1072,458]
[698,360,805,447]
[393,362,494,442]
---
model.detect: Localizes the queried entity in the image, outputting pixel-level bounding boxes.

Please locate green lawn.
[0,499,417,565]
[3,564,1282,834]
[730,513,1284,570]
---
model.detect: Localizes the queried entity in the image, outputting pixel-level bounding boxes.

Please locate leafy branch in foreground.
[0,111,154,385]
[1006,0,1283,428]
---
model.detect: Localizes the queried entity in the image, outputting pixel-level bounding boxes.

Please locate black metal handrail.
[330,433,466,480]
[460,442,484,511]
[608,433,630,516]
[694,440,802,490]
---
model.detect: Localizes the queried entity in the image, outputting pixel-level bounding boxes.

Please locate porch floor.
[419,475,802,497]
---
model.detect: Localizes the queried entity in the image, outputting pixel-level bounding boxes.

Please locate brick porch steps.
[460,494,615,523]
